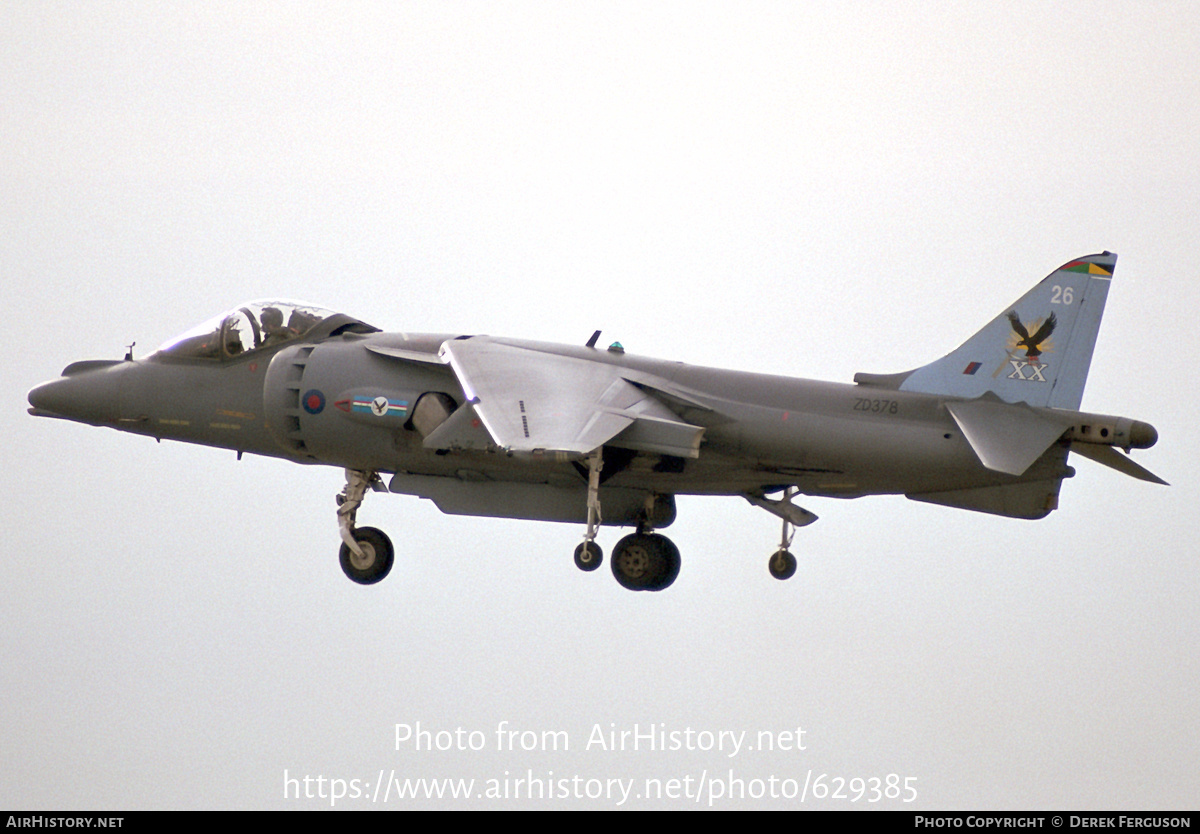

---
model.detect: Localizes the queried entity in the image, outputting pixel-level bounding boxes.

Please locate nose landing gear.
[336,469,394,584]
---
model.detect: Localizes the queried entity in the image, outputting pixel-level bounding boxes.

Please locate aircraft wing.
[437,337,705,458]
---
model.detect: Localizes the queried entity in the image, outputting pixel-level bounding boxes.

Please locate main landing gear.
[573,447,681,592]
[336,469,394,585]
[610,531,681,592]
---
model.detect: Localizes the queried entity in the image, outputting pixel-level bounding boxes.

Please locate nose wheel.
[339,526,394,584]
[335,469,394,584]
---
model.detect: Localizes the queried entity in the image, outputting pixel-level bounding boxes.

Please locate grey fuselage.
[28,319,1060,511]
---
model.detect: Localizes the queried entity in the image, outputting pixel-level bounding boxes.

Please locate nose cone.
[28,361,126,424]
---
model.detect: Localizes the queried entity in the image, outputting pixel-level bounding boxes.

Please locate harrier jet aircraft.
[28,252,1164,591]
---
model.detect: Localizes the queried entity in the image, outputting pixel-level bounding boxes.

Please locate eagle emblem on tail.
[1007,311,1056,361]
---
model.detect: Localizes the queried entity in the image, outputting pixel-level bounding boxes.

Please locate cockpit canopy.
[154,301,342,360]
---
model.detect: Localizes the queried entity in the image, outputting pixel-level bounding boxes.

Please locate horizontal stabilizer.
[1068,442,1168,485]
[946,397,1072,476]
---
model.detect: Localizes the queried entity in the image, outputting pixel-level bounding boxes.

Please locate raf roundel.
[302,389,326,415]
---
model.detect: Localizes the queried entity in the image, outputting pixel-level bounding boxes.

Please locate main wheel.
[574,540,603,571]
[768,548,797,580]
[611,533,680,591]
[648,534,681,591]
[339,526,395,585]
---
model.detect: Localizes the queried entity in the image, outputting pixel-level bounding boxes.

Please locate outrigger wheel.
[768,548,797,581]
[574,540,603,571]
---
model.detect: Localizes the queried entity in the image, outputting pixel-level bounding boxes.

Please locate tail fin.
[883,252,1115,408]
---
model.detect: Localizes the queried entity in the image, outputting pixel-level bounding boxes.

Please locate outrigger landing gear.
[574,448,605,572]
[336,468,394,585]
[745,487,816,581]
[769,486,798,580]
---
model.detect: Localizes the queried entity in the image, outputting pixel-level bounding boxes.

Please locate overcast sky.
[3,1,1198,809]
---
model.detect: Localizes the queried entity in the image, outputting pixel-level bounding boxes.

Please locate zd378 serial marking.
[853,398,899,415]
